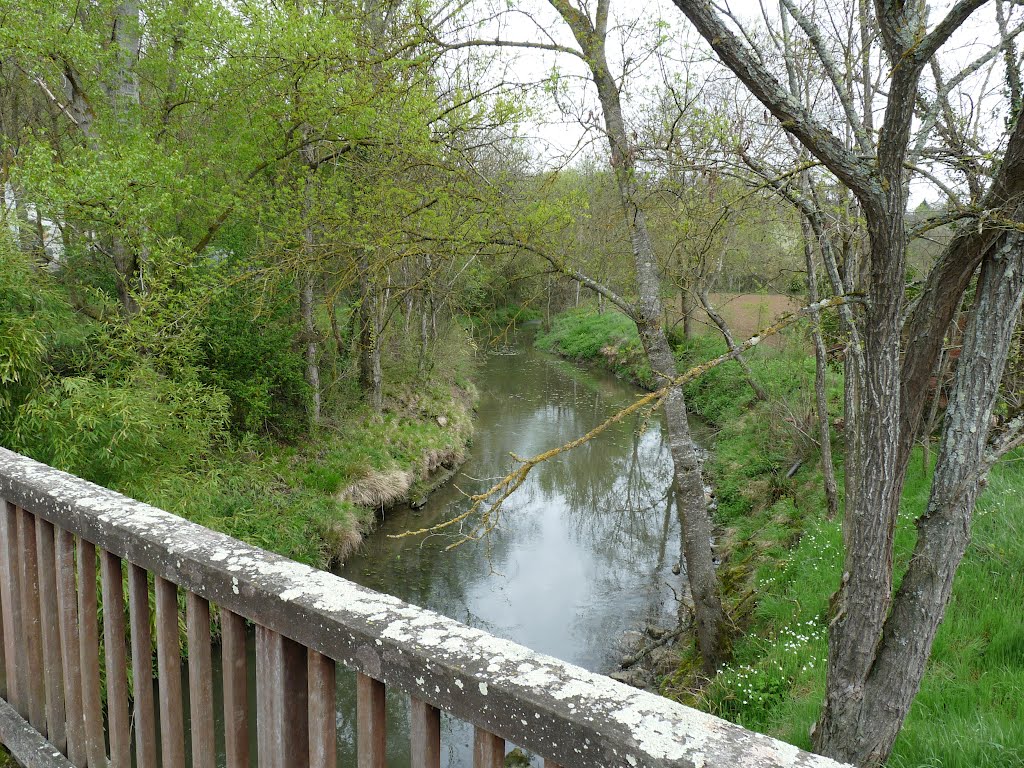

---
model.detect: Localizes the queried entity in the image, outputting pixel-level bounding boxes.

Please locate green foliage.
[537,306,1015,764]
[9,367,229,493]
[198,270,310,437]
[536,307,654,386]
[696,451,1024,768]
[0,241,88,420]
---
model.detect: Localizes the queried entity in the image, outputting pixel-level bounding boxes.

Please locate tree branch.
[391,294,865,547]
[670,0,877,198]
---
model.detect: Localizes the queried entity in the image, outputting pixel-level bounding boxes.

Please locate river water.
[330,331,689,765]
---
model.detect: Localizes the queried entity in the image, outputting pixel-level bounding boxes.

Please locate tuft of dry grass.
[323,521,364,565]
[338,467,413,508]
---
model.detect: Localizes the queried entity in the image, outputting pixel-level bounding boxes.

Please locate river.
[330,331,691,765]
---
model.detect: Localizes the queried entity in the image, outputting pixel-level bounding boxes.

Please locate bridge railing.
[0,447,845,768]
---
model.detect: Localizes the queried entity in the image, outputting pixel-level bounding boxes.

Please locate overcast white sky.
[447,0,1016,205]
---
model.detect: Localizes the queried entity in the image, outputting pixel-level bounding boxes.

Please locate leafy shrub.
[9,367,229,492]
[0,240,86,424]
[198,273,310,437]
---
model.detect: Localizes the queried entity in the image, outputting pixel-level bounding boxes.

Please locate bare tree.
[437,0,730,671]
[670,0,1024,762]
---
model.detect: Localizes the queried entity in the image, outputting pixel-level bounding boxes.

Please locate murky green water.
[332,332,691,766]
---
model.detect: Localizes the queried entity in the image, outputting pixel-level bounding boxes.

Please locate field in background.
[667,292,802,348]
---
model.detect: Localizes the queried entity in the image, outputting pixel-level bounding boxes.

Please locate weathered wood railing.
[0,448,844,767]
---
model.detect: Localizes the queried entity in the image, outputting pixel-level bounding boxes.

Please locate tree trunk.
[681,287,694,341]
[669,1,1016,759]
[328,297,345,362]
[801,219,839,519]
[553,0,727,672]
[358,251,383,411]
[300,273,321,425]
[816,232,1024,765]
[298,131,321,424]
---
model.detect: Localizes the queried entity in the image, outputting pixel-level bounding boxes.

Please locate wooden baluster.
[0,571,5,701]
[308,650,336,768]
[17,509,46,732]
[356,673,386,768]
[101,551,131,767]
[221,609,249,768]
[55,528,85,764]
[186,593,215,768]
[77,538,106,767]
[0,501,25,718]
[473,728,504,768]
[409,698,440,768]
[155,576,186,768]
[35,519,66,753]
[255,625,309,768]
[128,564,157,768]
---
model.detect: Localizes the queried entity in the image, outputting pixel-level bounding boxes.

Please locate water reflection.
[332,334,693,766]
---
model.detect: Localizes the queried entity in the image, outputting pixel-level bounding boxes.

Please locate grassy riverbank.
[139,370,477,569]
[0,244,479,571]
[538,306,1024,767]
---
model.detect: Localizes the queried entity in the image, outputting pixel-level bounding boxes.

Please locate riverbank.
[143,373,477,572]
[537,306,1024,767]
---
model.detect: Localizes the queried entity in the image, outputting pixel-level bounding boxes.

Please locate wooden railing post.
[256,625,309,768]
[100,551,130,767]
[155,576,185,768]
[76,537,105,767]
[0,502,25,719]
[410,698,440,768]
[221,609,250,768]
[186,592,215,768]
[473,727,504,768]
[0,574,5,701]
[127,564,157,768]
[35,519,66,754]
[54,528,85,765]
[17,509,45,732]
[356,673,386,768]
[307,650,336,768]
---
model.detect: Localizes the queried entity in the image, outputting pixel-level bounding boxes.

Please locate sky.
[447,0,1018,206]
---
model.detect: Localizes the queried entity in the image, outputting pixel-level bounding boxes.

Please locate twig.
[620,628,685,670]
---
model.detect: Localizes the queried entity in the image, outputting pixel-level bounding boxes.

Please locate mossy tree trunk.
[672,0,1024,761]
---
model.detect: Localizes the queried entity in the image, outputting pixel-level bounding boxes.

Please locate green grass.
[539,306,1024,767]
[693,454,1024,768]
[136,368,477,569]
[536,307,653,385]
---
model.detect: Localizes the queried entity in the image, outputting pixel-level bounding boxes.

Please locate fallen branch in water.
[620,627,687,669]
[390,294,864,548]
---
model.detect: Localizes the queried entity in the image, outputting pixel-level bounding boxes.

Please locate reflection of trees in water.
[354,339,680,586]
[337,339,692,763]
[531,419,675,558]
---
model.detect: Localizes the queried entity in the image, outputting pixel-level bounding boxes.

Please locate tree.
[670,0,1024,762]
[443,0,731,672]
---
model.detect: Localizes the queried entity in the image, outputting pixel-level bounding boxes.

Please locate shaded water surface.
[331,334,690,765]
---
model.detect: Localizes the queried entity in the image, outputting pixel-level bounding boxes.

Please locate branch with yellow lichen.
[391,294,864,548]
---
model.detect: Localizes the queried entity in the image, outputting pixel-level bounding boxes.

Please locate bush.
[0,240,87,426]
[199,274,310,437]
[9,367,229,492]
